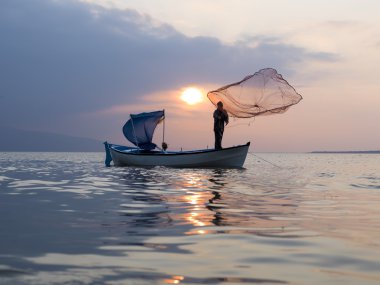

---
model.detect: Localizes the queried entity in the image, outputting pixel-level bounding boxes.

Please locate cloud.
[0,0,335,140]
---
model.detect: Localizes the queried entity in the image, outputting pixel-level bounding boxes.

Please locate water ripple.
[0,152,379,284]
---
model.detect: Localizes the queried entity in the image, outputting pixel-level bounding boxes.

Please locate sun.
[180,87,203,105]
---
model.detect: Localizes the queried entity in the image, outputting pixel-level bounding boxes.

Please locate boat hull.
[107,142,250,168]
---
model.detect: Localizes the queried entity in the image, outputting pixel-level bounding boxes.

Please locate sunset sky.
[1,0,379,151]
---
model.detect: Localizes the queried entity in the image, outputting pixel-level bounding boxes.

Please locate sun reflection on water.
[164,275,185,284]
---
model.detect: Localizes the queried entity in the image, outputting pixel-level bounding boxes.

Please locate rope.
[223,118,282,169]
[226,117,256,128]
[252,153,282,169]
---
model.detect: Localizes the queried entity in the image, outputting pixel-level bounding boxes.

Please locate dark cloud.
[0,0,335,137]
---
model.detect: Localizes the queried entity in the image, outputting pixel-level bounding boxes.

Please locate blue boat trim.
[103,141,112,167]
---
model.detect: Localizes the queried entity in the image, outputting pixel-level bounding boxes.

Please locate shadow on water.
[206,169,229,227]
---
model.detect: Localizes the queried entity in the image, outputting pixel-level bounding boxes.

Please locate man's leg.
[214,131,218,149]
[219,130,224,149]
[215,130,222,150]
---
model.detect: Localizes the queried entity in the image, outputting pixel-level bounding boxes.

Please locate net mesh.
[207,68,302,118]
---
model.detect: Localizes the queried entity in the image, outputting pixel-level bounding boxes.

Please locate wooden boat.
[104,142,250,168]
[104,110,250,168]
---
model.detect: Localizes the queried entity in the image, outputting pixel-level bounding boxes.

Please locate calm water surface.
[0,152,379,285]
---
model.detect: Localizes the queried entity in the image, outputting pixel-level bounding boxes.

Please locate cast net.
[207,68,302,118]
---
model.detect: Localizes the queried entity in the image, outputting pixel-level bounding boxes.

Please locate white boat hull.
[106,142,250,168]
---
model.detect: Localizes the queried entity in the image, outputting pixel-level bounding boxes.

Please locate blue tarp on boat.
[122,110,164,150]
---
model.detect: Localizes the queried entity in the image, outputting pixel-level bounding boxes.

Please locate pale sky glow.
[81,0,380,46]
[94,0,380,151]
[1,0,379,151]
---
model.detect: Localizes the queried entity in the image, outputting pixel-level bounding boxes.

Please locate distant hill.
[0,127,103,152]
[311,150,380,154]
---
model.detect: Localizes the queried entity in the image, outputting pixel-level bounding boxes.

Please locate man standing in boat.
[213,101,229,150]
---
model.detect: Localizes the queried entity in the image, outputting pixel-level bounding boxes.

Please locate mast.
[162,109,165,144]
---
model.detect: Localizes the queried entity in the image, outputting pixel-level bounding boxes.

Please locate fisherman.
[213,101,229,150]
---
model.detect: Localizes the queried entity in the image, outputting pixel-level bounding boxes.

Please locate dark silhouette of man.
[213,101,229,150]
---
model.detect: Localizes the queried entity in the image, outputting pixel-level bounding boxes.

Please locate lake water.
[0,152,379,285]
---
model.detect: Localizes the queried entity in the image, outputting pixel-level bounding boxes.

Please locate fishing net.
[207,68,302,118]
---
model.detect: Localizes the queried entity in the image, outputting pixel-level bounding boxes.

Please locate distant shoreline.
[311,151,380,154]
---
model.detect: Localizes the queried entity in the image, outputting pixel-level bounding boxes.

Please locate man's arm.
[224,110,229,125]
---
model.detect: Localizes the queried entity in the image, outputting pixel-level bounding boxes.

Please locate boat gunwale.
[110,142,250,156]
